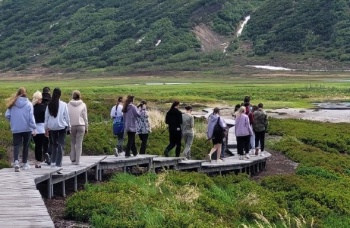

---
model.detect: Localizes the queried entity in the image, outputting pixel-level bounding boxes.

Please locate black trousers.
[138,134,149,154]
[236,135,250,155]
[126,132,137,157]
[165,130,182,157]
[254,130,266,151]
[33,133,47,161]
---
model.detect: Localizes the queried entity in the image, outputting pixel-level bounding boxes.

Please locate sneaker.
[51,163,56,168]
[23,163,31,170]
[239,155,243,160]
[207,154,212,162]
[255,148,259,156]
[260,151,265,157]
[216,159,223,163]
[44,153,51,165]
[114,148,119,157]
[245,154,250,159]
[14,160,20,172]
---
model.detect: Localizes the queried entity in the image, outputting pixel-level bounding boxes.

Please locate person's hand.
[45,129,49,137]
[32,130,37,137]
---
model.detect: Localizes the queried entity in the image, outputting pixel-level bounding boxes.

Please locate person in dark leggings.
[234,106,252,160]
[122,95,140,157]
[164,101,183,157]
[136,100,151,154]
[5,87,36,172]
[32,90,48,168]
[42,86,52,165]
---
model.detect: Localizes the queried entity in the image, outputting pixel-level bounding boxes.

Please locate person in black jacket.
[164,101,183,157]
[42,86,52,165]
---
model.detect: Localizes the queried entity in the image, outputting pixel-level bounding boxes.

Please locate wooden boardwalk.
[0,123,271,228]
[0,171,54,227]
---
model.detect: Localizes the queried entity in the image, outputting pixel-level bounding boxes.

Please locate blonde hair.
[235,106,246,118]
[72,90,81,100]
[32,90,42,105]
[6,87,27,108]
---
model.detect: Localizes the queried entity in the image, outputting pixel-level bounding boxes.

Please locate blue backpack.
[113,108,124,135]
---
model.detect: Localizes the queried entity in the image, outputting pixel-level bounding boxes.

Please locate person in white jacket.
[68,90,88,165]
[44,88,70,170]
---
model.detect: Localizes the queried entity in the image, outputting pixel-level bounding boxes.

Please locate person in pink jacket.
[68,90,88,165]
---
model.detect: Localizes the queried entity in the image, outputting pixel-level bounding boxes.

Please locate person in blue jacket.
[5,87,36,172]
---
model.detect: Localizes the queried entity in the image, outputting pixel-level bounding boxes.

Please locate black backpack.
[213,117,224,139]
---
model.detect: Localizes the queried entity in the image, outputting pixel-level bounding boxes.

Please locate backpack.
[213,117,224,139]
[112,107,124,135]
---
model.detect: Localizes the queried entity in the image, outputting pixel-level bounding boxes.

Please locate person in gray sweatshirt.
[44,88,70,170]
[5,87,36,172]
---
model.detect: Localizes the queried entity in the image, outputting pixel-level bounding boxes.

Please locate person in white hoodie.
[5,87,36,172]
[44,88,70,170]
[68,90,88,165]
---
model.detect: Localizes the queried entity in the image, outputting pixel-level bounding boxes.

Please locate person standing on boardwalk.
[42,86,52,165]
[181,105,194,159]
[32,90,47,168]
[207,107,226,163]
[136,100,151,154]
[5,87,36,172]
[253,103,268,156]
[122,95,140,157]
[45,88,70,170]
[235,106,253,160]
[164,101,183,157]
[110,96,124,156]
[68,90,88,165]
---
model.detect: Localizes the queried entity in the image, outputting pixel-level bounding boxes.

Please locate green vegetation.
[0,0,263,71]
[1,75,350,226]
[245,0,350,60]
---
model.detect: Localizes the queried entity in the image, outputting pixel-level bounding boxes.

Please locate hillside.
[0,0,350,73]
[244,0,350,60]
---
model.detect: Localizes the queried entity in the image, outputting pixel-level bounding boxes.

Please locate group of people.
[206,96,268,162]
[110,95,151,158]
[6,87,267,172]
[110,98,194,160]
[5,87,88,172]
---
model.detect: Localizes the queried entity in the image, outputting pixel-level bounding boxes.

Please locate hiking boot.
[260,151,265,156]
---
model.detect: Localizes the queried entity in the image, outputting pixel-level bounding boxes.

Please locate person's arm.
[5,109,10,121]
[110,105,116,119]
[190,116,194,128]
[28,104,37,132]
[64,103,71,131]
[83,103,88,133]
[132,105,141,117]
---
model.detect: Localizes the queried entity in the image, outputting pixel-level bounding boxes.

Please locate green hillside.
[0,0,262,72]
[0,0,350,73]
[244,0,350,60]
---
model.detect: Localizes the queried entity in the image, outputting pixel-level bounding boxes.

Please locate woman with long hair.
[5,87,36,172]
[234,106,252,160]
[68,90,88,165]
[164,100,183,157]
[207,107,226,163]
[32,90,47,168]
[44,88,70,169]
[110,96,124,156]
[122,95,140,157]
